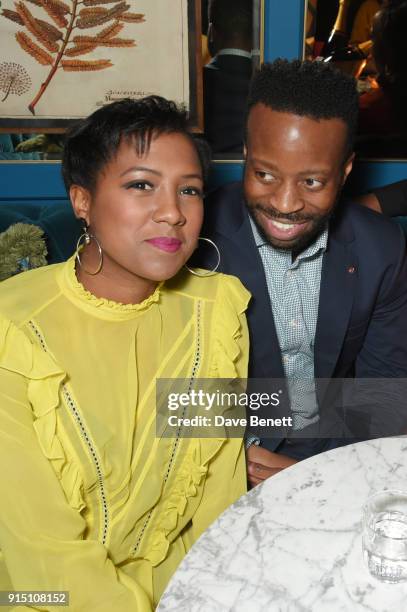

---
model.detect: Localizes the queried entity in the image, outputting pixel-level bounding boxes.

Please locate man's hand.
[247,444,299,487]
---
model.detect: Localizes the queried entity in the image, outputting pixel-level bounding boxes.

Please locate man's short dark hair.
[62,96,211,193]
[248,59,359,154]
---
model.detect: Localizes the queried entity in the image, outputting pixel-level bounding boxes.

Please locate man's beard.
[246,199,337,254]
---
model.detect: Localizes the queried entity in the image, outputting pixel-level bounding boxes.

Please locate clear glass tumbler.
[362,489,407,583]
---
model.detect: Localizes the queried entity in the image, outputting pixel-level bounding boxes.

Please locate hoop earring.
[184,237,221,277]
[76,222,103,276]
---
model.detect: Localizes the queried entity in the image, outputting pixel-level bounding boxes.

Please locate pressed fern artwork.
[1,0,145,114]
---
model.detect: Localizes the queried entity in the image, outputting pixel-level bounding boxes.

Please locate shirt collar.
[249,214,267,247]
[249,213,328,259]
[216,48,252,60]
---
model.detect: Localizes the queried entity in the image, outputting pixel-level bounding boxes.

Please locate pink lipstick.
[146,237,182,253]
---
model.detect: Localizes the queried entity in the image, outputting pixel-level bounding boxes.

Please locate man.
[204,0,253,155]
[199,59,407,486]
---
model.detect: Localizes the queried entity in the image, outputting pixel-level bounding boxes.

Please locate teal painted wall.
[0,0,406,201]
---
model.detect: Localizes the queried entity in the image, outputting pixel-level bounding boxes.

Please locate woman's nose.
[152,189,186,226]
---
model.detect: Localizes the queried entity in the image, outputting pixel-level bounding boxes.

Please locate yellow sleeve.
[190,438,246,541]
[187,273,249,536]
[210,273,251,379]
[0,319,151,612]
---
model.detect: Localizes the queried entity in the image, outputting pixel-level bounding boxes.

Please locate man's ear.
[342,152,355,186]
[70,185,91,224]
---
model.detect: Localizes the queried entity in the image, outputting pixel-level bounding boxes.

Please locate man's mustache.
[248,202,317,224]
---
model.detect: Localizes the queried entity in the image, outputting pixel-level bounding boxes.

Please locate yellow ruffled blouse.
[0,256,250,611]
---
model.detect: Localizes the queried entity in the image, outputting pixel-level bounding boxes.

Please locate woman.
[0,97,250,610]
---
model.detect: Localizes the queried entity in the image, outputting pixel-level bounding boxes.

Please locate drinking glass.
[362,489,407,583]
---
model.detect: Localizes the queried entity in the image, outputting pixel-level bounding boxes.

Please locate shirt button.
[283,355,290,363]
[289,319,298,328]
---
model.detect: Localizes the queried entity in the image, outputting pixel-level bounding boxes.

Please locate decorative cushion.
[0,201,81,264]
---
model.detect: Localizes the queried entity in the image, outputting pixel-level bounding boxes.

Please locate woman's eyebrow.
[119,167,202,181]
[181,173,203,180]
[120,166,161,177]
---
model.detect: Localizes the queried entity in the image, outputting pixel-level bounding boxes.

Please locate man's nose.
[271,182,304,215]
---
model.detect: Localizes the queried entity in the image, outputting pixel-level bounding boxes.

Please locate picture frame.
[0,0,203,133]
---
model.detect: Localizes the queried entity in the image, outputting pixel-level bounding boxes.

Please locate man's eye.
[124,181,153,190]
[256,171,275,182]
[304,178,324,189]
[181,186,203,197]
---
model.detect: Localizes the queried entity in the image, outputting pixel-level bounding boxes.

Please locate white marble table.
[158,437,407,612]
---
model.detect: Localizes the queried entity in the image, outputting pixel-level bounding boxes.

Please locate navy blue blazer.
[198,182,407,459]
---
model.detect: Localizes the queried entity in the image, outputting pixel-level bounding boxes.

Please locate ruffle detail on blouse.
[210,276,251,378]
[0,316,85,511]
[66,255,163,313]
[145,439,225,567]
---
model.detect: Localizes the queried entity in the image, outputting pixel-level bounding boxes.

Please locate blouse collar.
[59,255,162,319]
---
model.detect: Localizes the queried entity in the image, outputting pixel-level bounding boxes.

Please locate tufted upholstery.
[0,200,406,273]
[0,201,81,264]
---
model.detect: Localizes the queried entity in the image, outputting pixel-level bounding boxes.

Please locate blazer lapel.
[216,201,285,379]
[314,234,357,379]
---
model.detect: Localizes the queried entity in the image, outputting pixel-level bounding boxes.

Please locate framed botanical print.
[0,0,203,131]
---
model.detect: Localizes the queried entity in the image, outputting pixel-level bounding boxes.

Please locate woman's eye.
[255,171,275,182]
[304,178,324,189]
[181,186,203,197]
[124,181,153,191]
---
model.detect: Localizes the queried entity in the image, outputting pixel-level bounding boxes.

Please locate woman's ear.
[70,185,91,225]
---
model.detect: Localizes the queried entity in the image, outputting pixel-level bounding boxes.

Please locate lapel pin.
[347,266,356,274]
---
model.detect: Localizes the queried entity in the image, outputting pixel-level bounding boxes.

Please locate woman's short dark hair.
[62,96,211,193]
